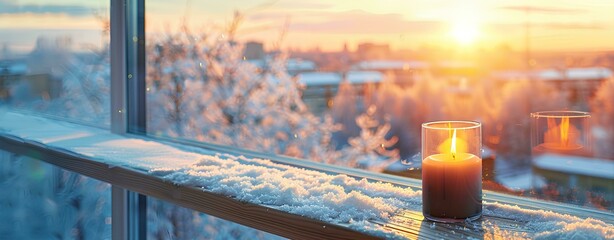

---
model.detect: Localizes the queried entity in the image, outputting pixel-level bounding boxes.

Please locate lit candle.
[531,111,591,157]
[422,121,482,222]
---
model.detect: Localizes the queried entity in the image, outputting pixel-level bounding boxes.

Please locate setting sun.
[450,21,479,45]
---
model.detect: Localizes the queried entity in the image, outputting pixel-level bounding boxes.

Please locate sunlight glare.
[451,20,479,45]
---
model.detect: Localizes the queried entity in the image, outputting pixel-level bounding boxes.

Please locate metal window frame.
[111,0,147,239]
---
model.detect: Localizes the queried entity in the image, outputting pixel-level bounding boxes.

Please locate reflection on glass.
[0,1,110,126]
[531,111,591,157]
[143,1,614,210]
[0,150,111,239]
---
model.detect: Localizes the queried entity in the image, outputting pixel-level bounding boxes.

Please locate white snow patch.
[156,154,421,225]
[0,111,203,170]
[482,202,614,239]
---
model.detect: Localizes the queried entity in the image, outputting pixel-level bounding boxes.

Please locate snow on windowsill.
[0,110,612,239]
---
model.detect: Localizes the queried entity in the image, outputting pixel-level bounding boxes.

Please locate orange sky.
[1,0,613,53]
[146,0,614,52]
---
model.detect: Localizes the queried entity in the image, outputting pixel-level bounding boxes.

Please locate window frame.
[110,0,146,239]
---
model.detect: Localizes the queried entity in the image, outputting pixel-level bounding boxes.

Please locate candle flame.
[544,116,578,148]
[437,127,467,160]
[451,129,457,160]
[560,116,569,147]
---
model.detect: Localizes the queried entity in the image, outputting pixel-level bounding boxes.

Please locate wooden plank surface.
[373,209,534,239]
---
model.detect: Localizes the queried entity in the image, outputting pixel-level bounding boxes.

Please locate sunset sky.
[1,0,613,52]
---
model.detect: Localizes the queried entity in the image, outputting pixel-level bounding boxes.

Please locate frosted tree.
[0,151,111,239]
[2,10,113,239]
[340,105,399,171]
[331,81,360,146]
[146,13,342,163]
[144,12,394,240]
[360,77,453,157]
[494,80,569,158]
[8,38,110,125]
[590,78,614,159]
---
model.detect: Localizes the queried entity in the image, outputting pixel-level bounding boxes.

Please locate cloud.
[0,0,94,16]
[286,10,444,34]
[273,2,332,10]
[499,5,586,14]
[538,22,604,30]
[487,22,605,32]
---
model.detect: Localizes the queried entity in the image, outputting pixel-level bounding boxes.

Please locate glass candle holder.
[421,121,482,223]
[531,111,591,157]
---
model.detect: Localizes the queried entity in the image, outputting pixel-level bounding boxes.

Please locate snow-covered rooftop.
[538,67,613,80]
[533,153,614,179]
[352,60,429,71]
[494,67,613,81]
[0,60,27,75]
[297,71,383,86]
[297,72,339,86]
[247,58,316,72]
[286,58,317,72]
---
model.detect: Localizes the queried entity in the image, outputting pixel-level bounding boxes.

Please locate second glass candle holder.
[531,111,591,157]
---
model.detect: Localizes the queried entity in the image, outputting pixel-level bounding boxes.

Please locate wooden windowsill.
[0,111,611,239]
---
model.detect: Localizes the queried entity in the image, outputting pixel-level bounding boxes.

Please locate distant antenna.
[525,7,532,73]
[1,43,9,59]
[501,6,536,74]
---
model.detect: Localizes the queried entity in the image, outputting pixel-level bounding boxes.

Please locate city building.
[243,41,265,60]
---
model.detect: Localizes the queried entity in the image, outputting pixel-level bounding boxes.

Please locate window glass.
[0,1,110,126]
[0,149,111,239]
[145,1,614,211]
[147,196,284,239]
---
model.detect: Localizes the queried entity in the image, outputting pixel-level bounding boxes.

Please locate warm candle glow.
[531,111,591,157]
[451,129,457,160]
[560,116,569,146]
[436,129,467,160]
[544,116,580,150]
